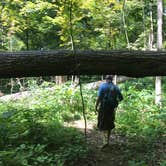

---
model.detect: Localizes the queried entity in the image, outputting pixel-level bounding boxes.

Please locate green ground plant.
[0,83,92,166]
[0,78,165,165]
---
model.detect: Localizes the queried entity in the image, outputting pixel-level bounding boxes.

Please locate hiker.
[95,75,123,147]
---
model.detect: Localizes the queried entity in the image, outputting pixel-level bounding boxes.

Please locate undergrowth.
[0,78,165,165]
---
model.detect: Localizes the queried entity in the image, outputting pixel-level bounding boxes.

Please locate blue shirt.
[98,82,123,101]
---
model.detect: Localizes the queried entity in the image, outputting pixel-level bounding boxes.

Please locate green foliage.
[0,124,88,166]
[1,0,165,51]
[160,160,166,166]
[0,82,95,165]
[0,78,166,165]
[116,78,166,139]
[128,160,147,166]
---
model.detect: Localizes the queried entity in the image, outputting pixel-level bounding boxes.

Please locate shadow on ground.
[84,128,166,166]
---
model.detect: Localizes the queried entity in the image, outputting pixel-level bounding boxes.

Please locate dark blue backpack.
[102,85,118,109]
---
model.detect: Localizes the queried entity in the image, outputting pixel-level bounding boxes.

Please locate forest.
[0,0,166,166]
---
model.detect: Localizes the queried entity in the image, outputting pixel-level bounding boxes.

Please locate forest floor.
[68,120,166,166]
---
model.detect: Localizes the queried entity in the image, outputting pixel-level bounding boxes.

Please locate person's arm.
[117,87,123,101]
[95,96,101,113]
[95,84,103,113]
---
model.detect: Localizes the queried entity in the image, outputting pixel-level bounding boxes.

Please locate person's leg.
[102,131,107,144]
[101,130,110,149]
[100,131,107,148]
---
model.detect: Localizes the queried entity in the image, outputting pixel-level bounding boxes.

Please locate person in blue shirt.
[95,75,123,148]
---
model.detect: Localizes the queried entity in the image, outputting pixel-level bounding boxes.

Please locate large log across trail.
[0,50,166,78]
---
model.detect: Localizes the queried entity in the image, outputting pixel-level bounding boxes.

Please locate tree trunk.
[148,2,154,50]
[122,0,130,48]
[0,50,166,78]
[142,0,146,48]
[55,76,67,84]
[155,0,163,105]
[155,76,162,104]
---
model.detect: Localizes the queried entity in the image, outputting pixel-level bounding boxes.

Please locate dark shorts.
[97,105,115,131]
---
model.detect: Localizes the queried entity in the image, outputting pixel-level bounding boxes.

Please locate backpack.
[102,85,118,109]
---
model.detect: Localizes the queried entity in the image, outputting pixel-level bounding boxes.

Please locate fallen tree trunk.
[0,50,166,78]
[0,76,128,101]
[0,87,56,101]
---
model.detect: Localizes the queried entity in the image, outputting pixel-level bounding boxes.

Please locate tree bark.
[155,0,163,105]
[55,76,67,84]
[148,2,154,50]
[0,50,166,78]
[122,0,130,48]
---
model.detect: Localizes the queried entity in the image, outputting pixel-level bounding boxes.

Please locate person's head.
[105,75,113,83]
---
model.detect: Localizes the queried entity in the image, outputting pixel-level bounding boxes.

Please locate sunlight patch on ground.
[65,119,96,130]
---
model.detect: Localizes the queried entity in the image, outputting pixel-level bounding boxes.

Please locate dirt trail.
[68,120,131,166]
[86,128,130,166]
[69,120,166,166]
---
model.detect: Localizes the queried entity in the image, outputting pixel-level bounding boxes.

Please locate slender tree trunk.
[155,0,163,105]
[155,77,161,104]
[122,0,130,48]
[55,76,67,84]
[56,76,62,84]
[1,26,4,49]
[10,78,14,94]
[148,2,154,50]
[16,78,24,91]
[69,0,75,51]
[142,0,146,48]
[101,75,104,81]
[0,3,5,50]
[114,75,117,85]
[55,0,75,86]
[8,21,14,94]
[68,0,87,137]
[69,0,77,84]
[25,17,29,50]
